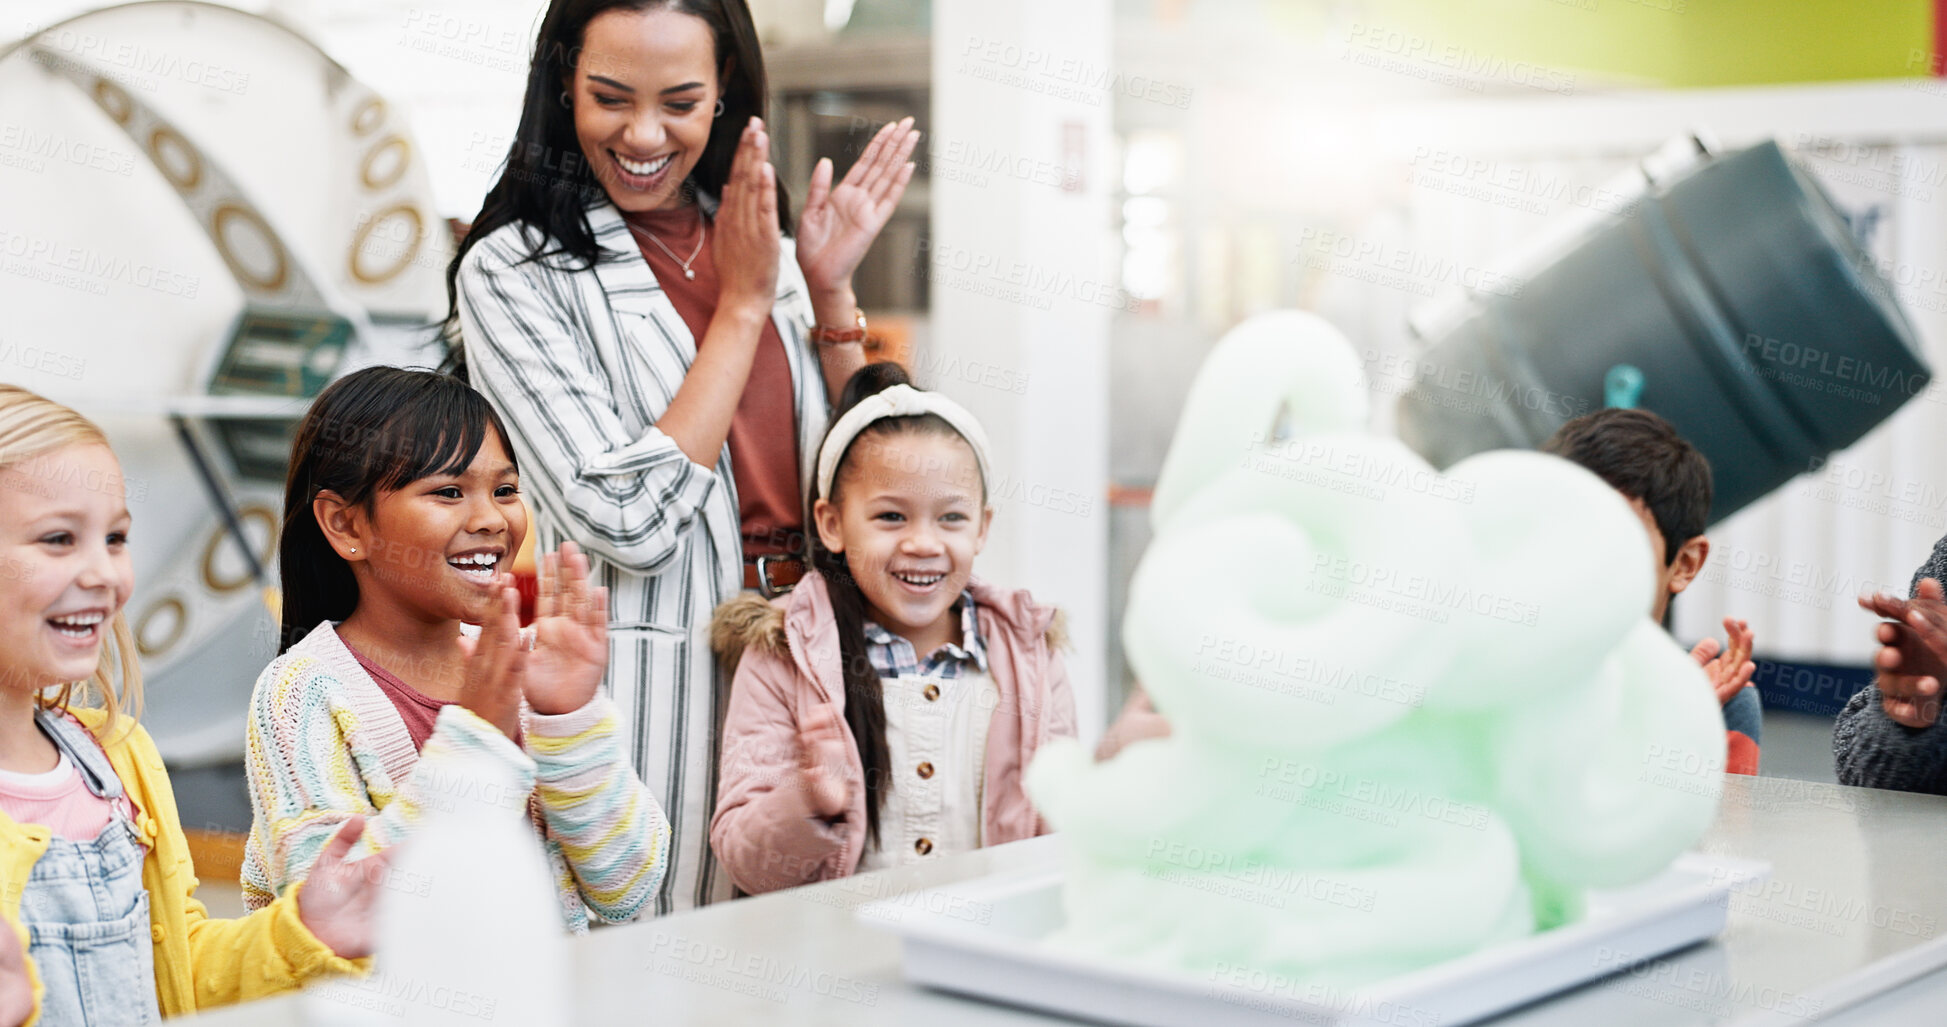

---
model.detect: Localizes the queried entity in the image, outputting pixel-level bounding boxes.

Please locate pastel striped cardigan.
[242,622,669,931]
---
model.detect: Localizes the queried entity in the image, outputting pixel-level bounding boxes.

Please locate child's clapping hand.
[1690,617,1756,707]
[521,541,610,716]
[799,703,852,819]
[1859,578,1947,729]
[294,816,395,959]
[455,579,528,740]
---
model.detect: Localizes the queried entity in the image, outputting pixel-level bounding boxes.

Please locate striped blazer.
[456,198,830,912]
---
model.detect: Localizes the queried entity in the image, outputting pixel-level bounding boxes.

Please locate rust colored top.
[623,204,804,560]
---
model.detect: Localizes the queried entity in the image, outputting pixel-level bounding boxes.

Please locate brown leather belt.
[744,554,807,597]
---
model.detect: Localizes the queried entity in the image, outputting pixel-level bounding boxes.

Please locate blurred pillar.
[931,0,1113,739]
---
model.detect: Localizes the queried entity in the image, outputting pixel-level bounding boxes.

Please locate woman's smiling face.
[569,6,721,212]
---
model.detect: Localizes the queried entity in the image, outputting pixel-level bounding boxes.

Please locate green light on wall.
[1353,0,1934,88]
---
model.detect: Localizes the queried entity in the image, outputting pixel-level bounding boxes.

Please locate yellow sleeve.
[6,909,40,1027]
[98,712,369,1012]
[180,879,369,1007]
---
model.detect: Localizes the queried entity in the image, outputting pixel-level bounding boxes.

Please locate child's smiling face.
[815,430,991,652]
[0,443,133,690]
[330,430,527,626]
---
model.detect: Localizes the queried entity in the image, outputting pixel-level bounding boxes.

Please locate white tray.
[858,851,1771,1027]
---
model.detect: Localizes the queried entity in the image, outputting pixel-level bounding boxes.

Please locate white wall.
[931,0,1114,739]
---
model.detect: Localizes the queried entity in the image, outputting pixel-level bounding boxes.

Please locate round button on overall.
[914,837,934,855]
[916,761,935,779]
[923,683,941,701]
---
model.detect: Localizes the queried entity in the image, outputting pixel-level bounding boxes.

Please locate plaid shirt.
[863,591,988,679]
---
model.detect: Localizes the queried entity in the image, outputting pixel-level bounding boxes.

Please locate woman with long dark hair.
[447,0,917,910]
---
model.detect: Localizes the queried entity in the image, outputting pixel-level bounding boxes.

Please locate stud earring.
[348,547,357,553]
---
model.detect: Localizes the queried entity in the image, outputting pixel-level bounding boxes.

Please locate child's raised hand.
[798,702,852,819]
[1860,578,1947,728]
[455,577,526,739]
[1690,617,1756,707]
[295,816,395,959]
[523,541,610,716]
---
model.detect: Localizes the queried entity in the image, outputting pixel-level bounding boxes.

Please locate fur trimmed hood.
[708,573,1068,680]
[709,592,789,680]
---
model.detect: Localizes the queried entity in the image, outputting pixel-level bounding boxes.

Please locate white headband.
[815,384,994,505]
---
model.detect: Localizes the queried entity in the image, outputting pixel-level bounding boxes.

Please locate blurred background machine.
[0,2,451,848]
[1397,135,1931,523]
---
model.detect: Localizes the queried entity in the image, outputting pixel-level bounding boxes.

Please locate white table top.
[186,775,1947,1026]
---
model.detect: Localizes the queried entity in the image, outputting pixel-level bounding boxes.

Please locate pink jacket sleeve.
[709,646,858,894]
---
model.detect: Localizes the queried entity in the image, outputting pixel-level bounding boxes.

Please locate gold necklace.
[625,208,706,281]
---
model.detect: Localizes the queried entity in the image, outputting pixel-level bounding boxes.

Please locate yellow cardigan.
[2,707,364,1024]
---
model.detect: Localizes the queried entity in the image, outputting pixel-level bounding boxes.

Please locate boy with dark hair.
[1543,408,1762,774]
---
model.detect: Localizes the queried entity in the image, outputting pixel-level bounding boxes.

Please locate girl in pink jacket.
[709,364,1077,894]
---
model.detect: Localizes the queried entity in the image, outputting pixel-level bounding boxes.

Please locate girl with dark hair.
[448,0,918,911]
[707,365,1077,894]
[242,367,671,932]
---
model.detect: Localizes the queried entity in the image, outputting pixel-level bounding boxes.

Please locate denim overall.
[17,709,160,1026]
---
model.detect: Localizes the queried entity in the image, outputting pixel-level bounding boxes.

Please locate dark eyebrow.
[586,76,705,97]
